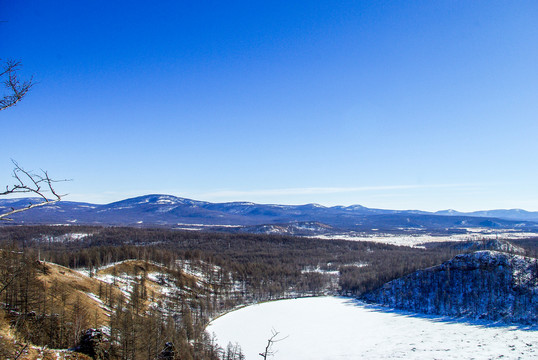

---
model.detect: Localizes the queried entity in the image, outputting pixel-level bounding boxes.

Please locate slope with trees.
[362,250,538,324]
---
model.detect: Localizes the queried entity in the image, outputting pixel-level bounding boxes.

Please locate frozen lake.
[207,296,538,360]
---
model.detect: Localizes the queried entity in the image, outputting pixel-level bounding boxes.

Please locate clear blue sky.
[1,1,537,211]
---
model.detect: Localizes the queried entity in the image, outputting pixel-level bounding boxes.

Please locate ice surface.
[207,296,537,360]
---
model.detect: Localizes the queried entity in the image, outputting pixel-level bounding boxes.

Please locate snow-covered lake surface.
[207,296,538,360]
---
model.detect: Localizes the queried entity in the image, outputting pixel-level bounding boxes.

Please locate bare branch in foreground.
[0,160,67,221]
[0,59,34,111]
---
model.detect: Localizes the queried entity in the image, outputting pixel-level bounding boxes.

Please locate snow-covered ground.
[207,296,538,360]
[313,230,538,248]
[39,232,91,243]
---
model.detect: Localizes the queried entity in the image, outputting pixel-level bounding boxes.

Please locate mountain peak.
[302,203,326,209]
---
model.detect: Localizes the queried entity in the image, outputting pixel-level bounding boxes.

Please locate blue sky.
[1,1,537,211]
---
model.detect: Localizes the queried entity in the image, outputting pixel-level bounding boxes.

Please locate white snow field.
[207,296,538,360]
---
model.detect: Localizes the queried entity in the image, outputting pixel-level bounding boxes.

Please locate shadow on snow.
[339,296,538,331]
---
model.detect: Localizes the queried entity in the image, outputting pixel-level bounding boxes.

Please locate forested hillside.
[362,251,538,324]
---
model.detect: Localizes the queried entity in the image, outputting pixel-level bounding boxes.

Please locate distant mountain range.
[1,194,538,234]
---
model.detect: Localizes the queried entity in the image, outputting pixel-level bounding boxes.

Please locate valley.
[0,224,536,359]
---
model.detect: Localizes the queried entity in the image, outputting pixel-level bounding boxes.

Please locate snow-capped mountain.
[436,208,538,221]
[1,194,538,232]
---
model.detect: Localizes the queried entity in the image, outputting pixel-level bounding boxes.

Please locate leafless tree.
[259,329,288,359]
[0,59,33,111]
[0,59,65,220]
[0,160,66,221]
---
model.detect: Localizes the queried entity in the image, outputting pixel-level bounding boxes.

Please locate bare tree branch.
[0,160,68,221]
[0,60,66,219]
[0,59,33,111]
[14,343,28,360]
[259,329,288,359]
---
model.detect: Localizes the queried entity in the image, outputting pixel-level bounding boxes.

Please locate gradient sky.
[1,1,538,211]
